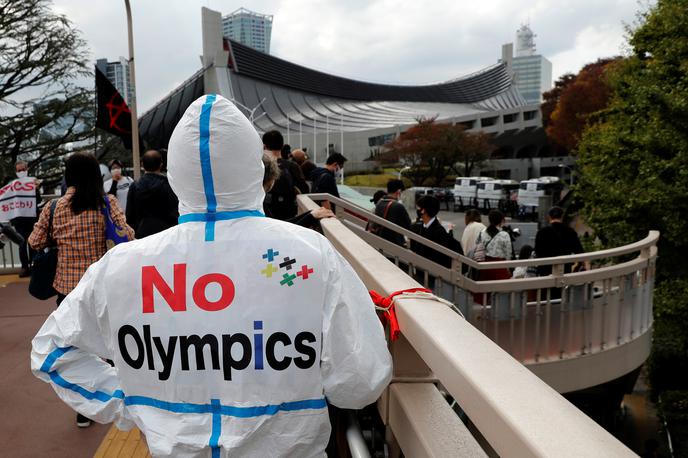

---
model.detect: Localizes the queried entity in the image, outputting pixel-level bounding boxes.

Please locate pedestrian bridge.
[0,195,656,457]
[298,193,656,457]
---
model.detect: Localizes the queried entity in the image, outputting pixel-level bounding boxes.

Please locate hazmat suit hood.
[167,94,265,216]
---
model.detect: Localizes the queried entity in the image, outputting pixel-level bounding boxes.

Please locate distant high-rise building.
[501,25,552,104]
[96,57,134,106]
[222,7,273,54]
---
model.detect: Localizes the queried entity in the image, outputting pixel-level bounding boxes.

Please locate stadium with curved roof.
[140,7,562,180]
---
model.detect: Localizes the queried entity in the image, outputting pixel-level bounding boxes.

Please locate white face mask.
[334,167,343,180]
[16,171,28,178]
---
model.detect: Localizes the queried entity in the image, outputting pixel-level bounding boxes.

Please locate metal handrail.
[300,194,636,457]
[305,193,659,272]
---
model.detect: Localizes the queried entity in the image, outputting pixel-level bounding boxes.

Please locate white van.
[517,177,563,208]
[476,179,520,211]
[452,177,490,211]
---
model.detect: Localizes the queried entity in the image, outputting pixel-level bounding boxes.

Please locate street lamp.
[397,165,411,180]
[558,164,574,186]
[124,0,141,180]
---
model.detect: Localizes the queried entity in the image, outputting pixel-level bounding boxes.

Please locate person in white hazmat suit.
[31,94,393,457]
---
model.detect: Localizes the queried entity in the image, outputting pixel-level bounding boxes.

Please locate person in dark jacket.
[370,179,411,246]
[534,206,586,276]
[125,150,178,238]
[410,195,463,269]
[291,149,317,184]
[310,153,347,211]
[261,153,333,227]
[263,131,309,220]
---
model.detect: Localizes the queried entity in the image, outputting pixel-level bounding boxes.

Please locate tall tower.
[222,7,273,54]
[515,24,537,57]
[503,24,552,104]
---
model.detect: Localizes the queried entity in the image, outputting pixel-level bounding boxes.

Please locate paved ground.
[0,277,109,457]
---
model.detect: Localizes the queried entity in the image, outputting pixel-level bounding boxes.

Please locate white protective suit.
[31,94,393,457]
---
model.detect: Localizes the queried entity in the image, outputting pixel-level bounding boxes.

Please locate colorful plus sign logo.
[279,257,296,270]
[260,248,314,287]
[280,273,297,286]
[297,265,314,279]
[262,249,279,262]
[261,264,278,278]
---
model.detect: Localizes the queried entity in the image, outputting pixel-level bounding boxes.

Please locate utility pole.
[124,0,141,179]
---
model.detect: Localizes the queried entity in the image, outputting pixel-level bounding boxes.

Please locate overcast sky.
[52,0,650,112]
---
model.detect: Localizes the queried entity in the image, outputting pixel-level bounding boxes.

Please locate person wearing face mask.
[410,195,464,269]
[310,152,347,211]
[4,161,41,277]
[103,159,134,215]
[369,179,411,247]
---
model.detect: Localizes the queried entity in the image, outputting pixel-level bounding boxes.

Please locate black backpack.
[268,159,296,206]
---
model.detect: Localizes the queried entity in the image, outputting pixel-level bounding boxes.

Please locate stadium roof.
[140,39,531,150]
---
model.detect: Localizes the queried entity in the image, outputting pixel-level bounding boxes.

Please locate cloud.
[50,0,650,111]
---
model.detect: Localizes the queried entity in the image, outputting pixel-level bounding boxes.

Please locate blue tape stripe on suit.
[39,347,327,418]
[210,399,221,458]
[199,94,217,241]
[178,210,265,224]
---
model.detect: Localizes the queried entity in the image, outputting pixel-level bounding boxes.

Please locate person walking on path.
[461,208,486,257]
[476,210,513,281]
[291,148,317,185]
[410,195,463,290]
[310,152,347,210]
[30,94,391,457]
[534,206,587,276]
[103,159,134,214]
[262,152,334,226]
[6,161,41,277]
[28,152,134,427]
[125,150,179,238]
[369,179,411,247]
[263,130,309,220]
[410,195,463,268]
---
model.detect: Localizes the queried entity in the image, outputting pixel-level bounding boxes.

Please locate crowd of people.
[365,178,586,289]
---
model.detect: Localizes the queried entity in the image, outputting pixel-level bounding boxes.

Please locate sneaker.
[18,268,30,278]
[76,413,92,428]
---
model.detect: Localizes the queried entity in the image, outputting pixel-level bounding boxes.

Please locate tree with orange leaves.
[544,58,620,153]
[382,117,494,186]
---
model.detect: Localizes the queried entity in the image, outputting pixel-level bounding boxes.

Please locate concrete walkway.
[0,277,109,457]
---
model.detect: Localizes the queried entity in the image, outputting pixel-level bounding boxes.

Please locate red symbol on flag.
[105,95,131,134]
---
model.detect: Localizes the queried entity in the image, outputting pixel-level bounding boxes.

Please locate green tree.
[576,0,688,279]
[0,0,95,186]
[575,0,688,440]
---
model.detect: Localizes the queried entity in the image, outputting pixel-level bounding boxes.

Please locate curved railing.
[297,193,638,457]
[301,193,656,394]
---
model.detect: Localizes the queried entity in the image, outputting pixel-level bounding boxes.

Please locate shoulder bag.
[368,199,395,235]
[29,200,58,300]
[102,197,131,250]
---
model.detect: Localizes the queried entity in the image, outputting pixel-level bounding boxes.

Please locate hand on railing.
[311,207,335,220]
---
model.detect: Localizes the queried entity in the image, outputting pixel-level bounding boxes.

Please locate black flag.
[95,66,133,149]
